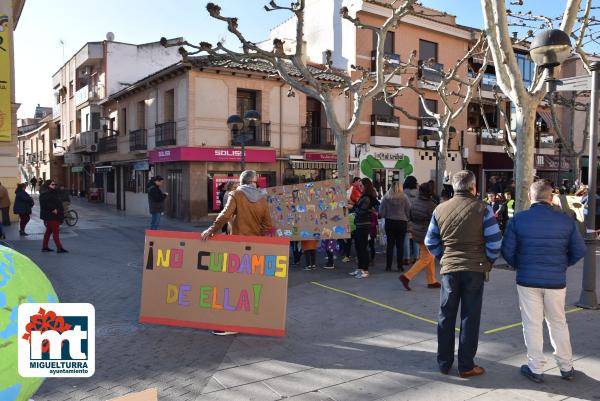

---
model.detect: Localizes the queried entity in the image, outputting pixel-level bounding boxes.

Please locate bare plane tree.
[161,0,418,179]
[548,91,590,185]
[383,34,489,193]
[481,0,582,210]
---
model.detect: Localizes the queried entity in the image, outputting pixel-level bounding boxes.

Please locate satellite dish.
[106,32,115,41]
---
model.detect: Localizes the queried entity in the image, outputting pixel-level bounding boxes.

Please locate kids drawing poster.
[140,231,290,337]
[266,179,350,241]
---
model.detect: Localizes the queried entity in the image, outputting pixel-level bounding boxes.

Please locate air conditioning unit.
[84,144,98,153]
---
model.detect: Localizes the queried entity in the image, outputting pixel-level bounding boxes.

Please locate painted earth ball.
[0,245,58,401]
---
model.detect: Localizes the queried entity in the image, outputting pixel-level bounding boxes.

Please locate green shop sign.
[360,154,413,178]
[71,166,84,173]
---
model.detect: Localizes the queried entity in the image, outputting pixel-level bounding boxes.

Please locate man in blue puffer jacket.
[502,179,586,384]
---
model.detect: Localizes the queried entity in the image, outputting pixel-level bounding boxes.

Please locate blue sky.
[14,0,572,118]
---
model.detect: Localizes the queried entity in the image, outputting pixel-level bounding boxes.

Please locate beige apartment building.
[96,58,347,220]
[51,37,182,197]
[0,0,26,221]
[17,105,56,185]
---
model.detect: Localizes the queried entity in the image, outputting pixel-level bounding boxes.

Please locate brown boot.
[399,274,411,290]
[459,366,485,378]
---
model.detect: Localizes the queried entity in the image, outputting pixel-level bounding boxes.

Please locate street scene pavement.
[6,197,600,401]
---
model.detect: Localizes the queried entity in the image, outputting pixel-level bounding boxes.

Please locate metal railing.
[129,128,147,151]
[98,136,118,153]
[371,114,400,137]
[231,122,271,147]
[370,50,401,71]
[537,133,554,149]
[419,62,444,83]
[476,128,505,146]
[155,121,176,147]
[301,126,334,149]
[417,117,438,138]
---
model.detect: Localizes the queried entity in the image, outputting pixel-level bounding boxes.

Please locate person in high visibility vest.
[505,192,515,219]
[496,191,515,232]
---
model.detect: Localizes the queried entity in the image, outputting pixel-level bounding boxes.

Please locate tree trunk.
[436,127,449,195]
[335,129,351,181]
[513,105,537,211]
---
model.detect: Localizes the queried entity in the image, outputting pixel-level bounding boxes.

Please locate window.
[91,112,100,130]
[516,53,534,87]
[419,39,438,63]
[164,89,175,122]
[136,101,145,129]
[69,81,74,98]
[419,99,438,116]
[85,114,89,131]
[372,31,395,53]
[372,94,393,116]
[236,89,258,116]
[120,108,127,134]
[69,120,73,136]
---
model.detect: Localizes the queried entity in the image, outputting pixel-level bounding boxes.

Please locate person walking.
[425,170,502,378]
[349,178,378,279]
[0,181,11,226]
[147,176,167,230]
[501,180,585,383]
[202,170,273,335]
[39,180,67,253]
[399,183,440,290]
[30,176,37,193]
[403,176,419,266]
[378,182,411,272]
[14,183,34,236]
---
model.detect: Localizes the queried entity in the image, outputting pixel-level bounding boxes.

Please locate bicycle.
[64,208,79,227]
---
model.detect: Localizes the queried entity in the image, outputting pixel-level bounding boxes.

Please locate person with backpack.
[349,178,379,279]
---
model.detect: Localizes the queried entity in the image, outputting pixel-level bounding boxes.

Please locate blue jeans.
[437,271,485,372]
[403,235,420,261]
[150,212,161,230]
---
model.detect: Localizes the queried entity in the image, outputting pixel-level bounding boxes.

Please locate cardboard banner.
[140,231,290,337]
[0,16,12,142]
[266,179,350,240]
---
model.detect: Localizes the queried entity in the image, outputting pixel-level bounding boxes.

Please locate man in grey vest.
[425,170,502,378]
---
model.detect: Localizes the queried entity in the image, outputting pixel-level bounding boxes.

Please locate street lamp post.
[531,29,599,309]
[556,138,563,187]
[227,110,261,172]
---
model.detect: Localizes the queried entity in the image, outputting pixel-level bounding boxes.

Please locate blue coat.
[501,202,586,289]
[13,187,34,214]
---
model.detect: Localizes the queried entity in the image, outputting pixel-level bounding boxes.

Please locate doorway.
[167,169,183,219]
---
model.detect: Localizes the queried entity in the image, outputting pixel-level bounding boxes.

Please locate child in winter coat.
[322,239,338,269]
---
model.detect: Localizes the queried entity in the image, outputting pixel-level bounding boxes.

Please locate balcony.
[231,123,271,147]
[74,130,99,153]
[370,114,400,146]
[98,136,118,153]
[301,126,334,150]
[52,104,61,119]
[419,62,444,84]
[370,50,401,71]
[477,128,504,146]
[129,128,147,151]
[155,121,177,147]
[537,133,554,149]
[75,85,101,107]
[417,117,438,138]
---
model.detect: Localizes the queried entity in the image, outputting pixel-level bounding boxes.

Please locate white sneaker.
[349,269,360,276]
[342,257,350,263]
[212,330,238,336]
[355,271,369,279]
[303,266,312,271]
[323,265,335,269]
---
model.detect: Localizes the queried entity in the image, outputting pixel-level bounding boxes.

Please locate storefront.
[285,152,342,183]
[359,146,415,197]
[534,154,571,185]
[482,152,514,195]
[149,146,277,221]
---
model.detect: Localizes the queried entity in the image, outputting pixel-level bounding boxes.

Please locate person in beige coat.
[0,181,11,226]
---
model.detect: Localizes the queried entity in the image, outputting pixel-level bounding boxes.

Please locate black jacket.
[39,189,64,221]
[13,188,34,214]
[353,194,378,227]
[148,185,167,213]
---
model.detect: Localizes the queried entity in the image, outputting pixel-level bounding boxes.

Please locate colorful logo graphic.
[18,303,95,378]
